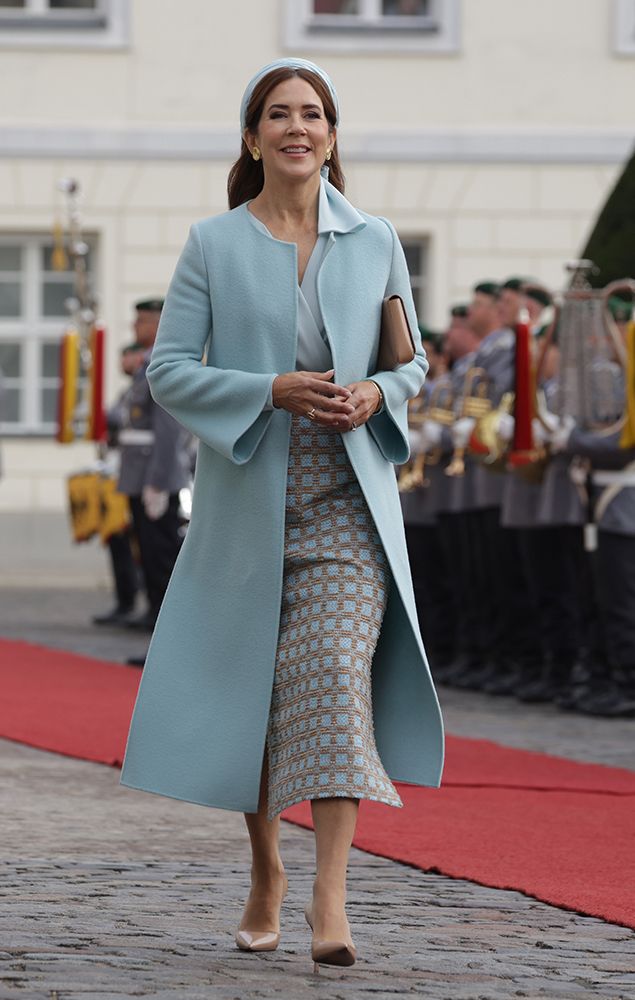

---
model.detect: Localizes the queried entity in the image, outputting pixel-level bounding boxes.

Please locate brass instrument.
[398,375,455,492]
[397,394,426,492]
[445,367,491,477]
[469,390,514,470]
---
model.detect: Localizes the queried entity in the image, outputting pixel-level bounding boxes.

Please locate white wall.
[0,0,632,511]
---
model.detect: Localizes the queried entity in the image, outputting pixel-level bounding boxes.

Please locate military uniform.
[400,376,457,671]
[117,324,191,627]
[558,418,635,717]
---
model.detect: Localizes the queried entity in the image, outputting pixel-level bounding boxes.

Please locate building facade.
[0,0,634,513]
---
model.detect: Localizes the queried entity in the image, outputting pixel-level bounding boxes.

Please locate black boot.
[92,604,135,626]
[575,666,635,717]
[484,660,539,697]
[516,653,579,704]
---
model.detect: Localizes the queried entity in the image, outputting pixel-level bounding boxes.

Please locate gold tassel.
[620,318,635,448]
[51,218,69,272]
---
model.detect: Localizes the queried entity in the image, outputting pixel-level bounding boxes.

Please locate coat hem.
[119,777,259,814]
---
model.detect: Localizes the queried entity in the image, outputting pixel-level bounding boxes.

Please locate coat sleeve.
[366,217,428,465]
[146,223,276,465]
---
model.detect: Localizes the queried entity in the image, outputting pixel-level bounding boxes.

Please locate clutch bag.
[377,294,416,371]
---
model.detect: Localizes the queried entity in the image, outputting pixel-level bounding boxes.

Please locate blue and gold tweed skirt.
[266,415,403,820]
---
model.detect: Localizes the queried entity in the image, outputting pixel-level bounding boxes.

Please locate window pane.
[42,281,74,317]
[41,341,60,377]
[40,386,59,424]
[0,247,22,271]
[382,0,429,13]
[313,1,359,12]
[0,342,22,377]
[403,244,421,275]
[0,282,21,317]
[49,0,98,7]
[0,386,21,423]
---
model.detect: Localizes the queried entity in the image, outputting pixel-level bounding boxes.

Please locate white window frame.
[399,234,428,320]
[613,0,635,54]
[0,0,129,49]
[0,234,96,437]
[284,0,460,54]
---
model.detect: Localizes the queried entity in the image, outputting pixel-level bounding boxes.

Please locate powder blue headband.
[239,57,340,132]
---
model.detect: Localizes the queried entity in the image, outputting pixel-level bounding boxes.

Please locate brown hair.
[227,67,345,210]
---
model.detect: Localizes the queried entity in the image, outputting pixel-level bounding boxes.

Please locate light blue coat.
[120,181,445,813]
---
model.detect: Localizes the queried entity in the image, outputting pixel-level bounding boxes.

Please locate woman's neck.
[249,174,321,233]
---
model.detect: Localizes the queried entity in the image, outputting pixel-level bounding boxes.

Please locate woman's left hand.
[343,380,382,431]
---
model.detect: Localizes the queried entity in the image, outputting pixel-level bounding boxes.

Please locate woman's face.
[246,76,335,185]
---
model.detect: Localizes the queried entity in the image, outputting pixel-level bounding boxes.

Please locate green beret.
[450,303,469,318]
[501,277,525,292]
[135,297,164,312]
[524,285,552,308]
[473,281,501,299]
[608,295,632,322]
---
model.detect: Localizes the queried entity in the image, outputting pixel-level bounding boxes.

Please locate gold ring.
[307,408,316,420]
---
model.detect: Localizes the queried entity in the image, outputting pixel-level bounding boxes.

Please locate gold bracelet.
[368,380,384,414]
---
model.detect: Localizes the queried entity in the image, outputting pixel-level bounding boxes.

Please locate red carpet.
[1,638,634,929]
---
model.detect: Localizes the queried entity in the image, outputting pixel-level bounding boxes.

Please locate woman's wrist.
[368,380,384,415]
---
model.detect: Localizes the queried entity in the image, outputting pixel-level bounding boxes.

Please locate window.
[400,236,428,319]
[613,0,635,54]
[0,0,129,48]
[0,236,95,435]
[285,0,460,53]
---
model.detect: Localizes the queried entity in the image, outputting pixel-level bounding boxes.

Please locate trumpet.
[445,367,491,478]
[397,394,426,492]
[398,376,455,492]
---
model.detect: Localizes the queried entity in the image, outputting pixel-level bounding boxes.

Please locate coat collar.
[318,177,367,236]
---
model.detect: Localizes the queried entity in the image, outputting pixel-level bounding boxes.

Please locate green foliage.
[581,146,635,287]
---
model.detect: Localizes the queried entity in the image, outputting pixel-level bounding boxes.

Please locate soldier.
[92,343,145,625]
[417,305,482,682]
[117,298,192,634]
[540,310,635,718]
[400,327,455,673]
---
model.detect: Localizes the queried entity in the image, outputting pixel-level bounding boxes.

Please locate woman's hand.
[272,369,355,430]
[343,380,383,431]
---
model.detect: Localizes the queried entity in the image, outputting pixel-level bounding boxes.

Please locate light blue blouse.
[246,178,348,406]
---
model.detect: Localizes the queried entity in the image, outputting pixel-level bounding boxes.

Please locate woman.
[121,57,444,972]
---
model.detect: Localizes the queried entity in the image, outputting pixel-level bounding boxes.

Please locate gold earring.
[252,146,261,161]
[325,148,332,161]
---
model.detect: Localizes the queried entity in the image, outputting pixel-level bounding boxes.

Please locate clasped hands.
[272,369,381,432]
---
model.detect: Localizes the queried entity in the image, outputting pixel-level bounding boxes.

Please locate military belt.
[119,429,155,446]
[592,468,635,488]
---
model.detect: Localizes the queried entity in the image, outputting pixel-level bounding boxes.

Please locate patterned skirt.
[265,415,404,821]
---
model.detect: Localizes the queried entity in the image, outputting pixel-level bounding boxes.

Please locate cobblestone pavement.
[1,587,634,999]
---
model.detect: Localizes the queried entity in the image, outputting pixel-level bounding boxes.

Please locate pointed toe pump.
[304,902,357,973]
[235,874,288,953]
[235,928,281,952]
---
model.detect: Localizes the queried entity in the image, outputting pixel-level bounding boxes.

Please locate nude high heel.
[235,874,288,953]
[304,901,357,973]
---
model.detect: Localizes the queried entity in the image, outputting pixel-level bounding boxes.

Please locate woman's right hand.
[272,369,356,430]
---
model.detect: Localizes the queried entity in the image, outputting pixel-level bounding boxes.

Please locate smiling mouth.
[281,146,311,154]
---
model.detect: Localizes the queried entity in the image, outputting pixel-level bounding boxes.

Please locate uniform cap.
[450,304,469,318]
[524,285,552,308]
[473,281,501,299]
[501,277,526,292]
[135,297,164,312]
[608,295,632,322]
